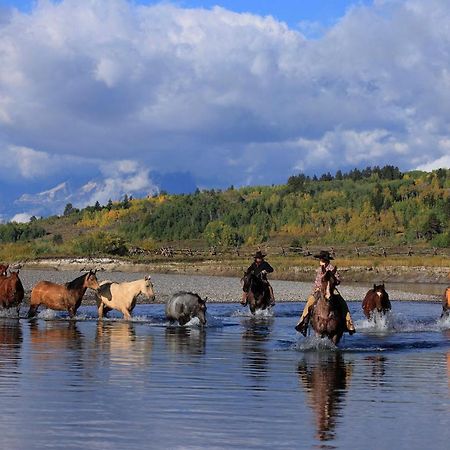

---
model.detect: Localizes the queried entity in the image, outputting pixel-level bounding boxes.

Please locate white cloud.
[416,155,450,171]
[0,0,449,196]
[11,212,32,223]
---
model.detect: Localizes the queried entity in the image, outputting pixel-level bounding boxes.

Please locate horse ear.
[332,266,337,274]
[373,284,376,290]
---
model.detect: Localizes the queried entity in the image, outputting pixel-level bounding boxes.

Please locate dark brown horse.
[362,284,391,319]
[28,271,100,318]
[241,271,272,314]
[441,287,450,319]
[0,270,24,315]
[310,267,348,345]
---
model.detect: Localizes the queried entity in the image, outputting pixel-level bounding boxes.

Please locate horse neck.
[68,284,87,300]
[126,279,147,296]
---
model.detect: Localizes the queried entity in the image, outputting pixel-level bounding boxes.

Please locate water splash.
[437,313,450,329]
[293,335,338,352]
[0,307,20,319]
[37,309,59,320]
[356,311,396,333]
[232,307,274,318]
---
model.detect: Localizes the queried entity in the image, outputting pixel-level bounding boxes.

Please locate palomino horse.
[310,267,348,345]
[441,287,450,319]
[96,276,155,320]
[362,283,391,319]
[28,271,100,318]
[241,271,272,314]
[0,270,24,315]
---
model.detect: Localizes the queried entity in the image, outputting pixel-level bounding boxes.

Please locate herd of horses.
[0,263,448,346]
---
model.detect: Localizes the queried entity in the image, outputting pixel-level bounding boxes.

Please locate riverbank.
[22,256,450,285]
[16,267,444,306]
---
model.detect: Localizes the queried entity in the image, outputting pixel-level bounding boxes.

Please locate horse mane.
[175,291,203,302]
[65,272,89,290]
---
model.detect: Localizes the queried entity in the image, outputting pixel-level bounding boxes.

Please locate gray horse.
[165,292,207,326]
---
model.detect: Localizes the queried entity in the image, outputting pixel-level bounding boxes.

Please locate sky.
[0,0,449,221]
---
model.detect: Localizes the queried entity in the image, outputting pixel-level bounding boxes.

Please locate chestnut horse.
[28,271,100,319]
[0,270,24,315]
[241,271,272,314]
[310,267,348,345]
[362,284,391,319]
[441,287,450,319]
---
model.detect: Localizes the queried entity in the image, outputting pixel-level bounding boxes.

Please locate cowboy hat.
[254,250,266,259]
[313,250,334,261]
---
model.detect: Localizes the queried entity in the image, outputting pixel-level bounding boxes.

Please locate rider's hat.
[254,250,266,259]
[313,250,333,261]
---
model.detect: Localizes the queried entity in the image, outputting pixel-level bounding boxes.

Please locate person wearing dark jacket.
[241,251,275,306]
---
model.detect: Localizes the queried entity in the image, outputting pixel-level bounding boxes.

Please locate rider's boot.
[295,315,309,336]
[346,312,356,335]
[295,295,315,335]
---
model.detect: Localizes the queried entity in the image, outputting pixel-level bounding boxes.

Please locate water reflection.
[298,352,353,443]
[95,321,153,369]
[0,319,22,377]
[29,320,83,364]
[164,327,206,356]
[241,318,273,383]
[365,355,387,386]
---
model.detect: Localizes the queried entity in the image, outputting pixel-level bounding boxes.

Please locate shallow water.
[0,302,449,449]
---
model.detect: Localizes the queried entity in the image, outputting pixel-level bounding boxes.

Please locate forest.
[0,166,448,260]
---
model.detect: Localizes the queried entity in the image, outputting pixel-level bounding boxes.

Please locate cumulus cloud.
[0,0,449,201]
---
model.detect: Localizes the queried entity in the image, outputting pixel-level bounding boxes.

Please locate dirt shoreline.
[22,257,450,284]
[13,260,448,306]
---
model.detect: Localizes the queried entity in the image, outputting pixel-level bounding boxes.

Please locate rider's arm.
[262,261,274,273]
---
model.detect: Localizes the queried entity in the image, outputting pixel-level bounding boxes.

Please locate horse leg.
[27,304,39,319]
[98,302,104,320]
[122,308,132,320]
[68,307,76,319]
[332,331,343,346]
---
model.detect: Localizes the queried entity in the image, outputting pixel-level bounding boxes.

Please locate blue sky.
[3,0,373,28]
[0,0,449,221]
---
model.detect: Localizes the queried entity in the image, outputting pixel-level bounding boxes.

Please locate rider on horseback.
[241,251,275,306]
[295,250,356,336]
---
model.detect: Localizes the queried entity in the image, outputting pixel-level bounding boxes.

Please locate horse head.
[144,275,156,300]
[320,267,338,300]
[241,272,252,293]
[84,270,100,291]
[0,264,9,276]
[373,282,390,311]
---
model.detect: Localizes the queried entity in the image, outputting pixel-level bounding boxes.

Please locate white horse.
[96,276,155,320]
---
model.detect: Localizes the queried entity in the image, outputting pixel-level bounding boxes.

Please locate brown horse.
[441,287,450,319]
[310,267,348,345]
[362,284,391,319]
[241,271,272,314]
[28,271,100,319]
[0,270,24,315]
